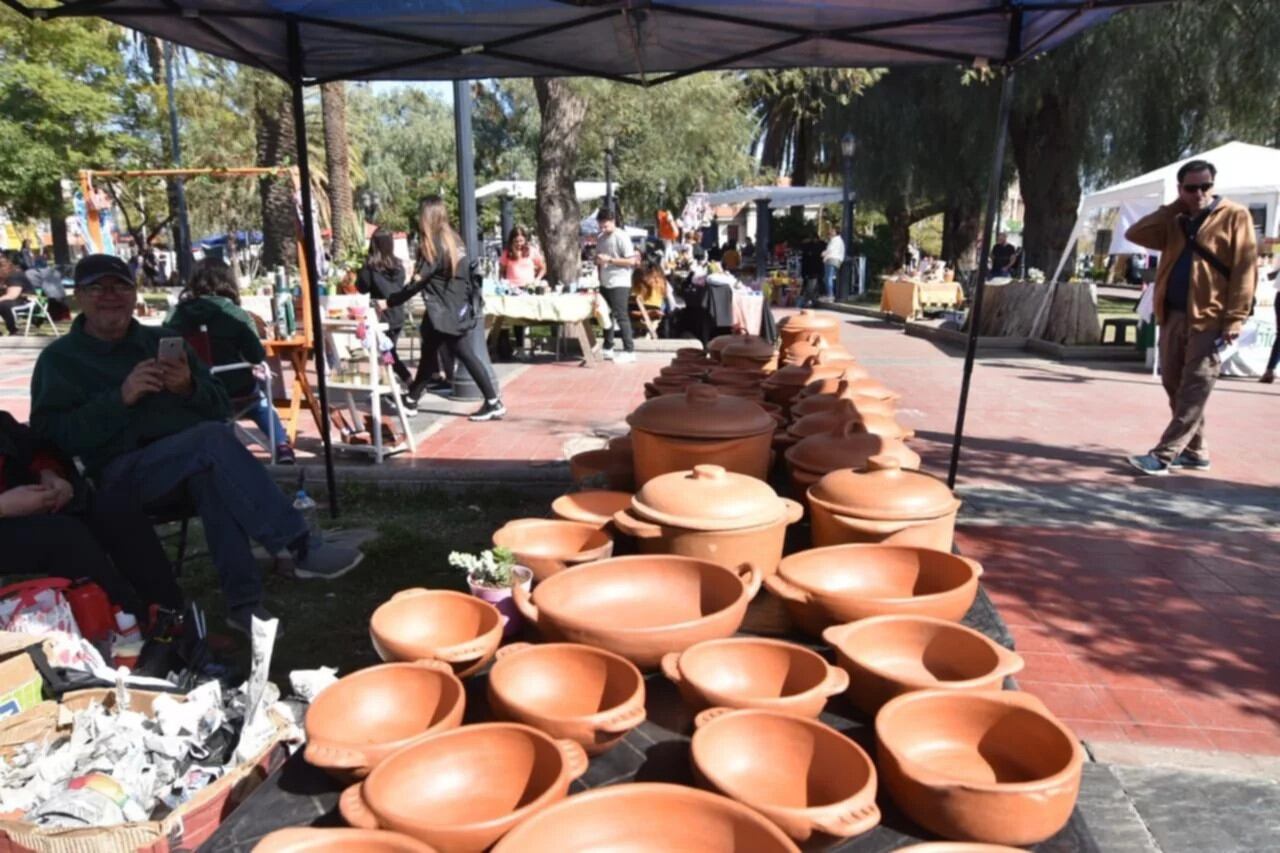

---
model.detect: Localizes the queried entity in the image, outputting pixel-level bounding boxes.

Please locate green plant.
[448,546,517,588]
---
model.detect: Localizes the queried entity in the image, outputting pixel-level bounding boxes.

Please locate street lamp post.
[604,135,615,213]
[840,131,857,301]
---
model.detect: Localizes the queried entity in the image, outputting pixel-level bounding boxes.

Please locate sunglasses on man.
[1180,182,1214,194]
[81,280,138,296]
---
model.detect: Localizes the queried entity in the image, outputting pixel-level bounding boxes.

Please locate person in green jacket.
[165,260,295,464]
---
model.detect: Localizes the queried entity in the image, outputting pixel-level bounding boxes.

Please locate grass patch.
[1097,296,1139,316]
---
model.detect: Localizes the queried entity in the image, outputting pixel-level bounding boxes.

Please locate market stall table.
[485,292,600,366]
[880,277,965,320]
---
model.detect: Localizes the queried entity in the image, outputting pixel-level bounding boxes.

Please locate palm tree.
[321,81,356,258]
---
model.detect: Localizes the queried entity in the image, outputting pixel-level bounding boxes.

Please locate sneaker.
[294,541,365,580]
[1262,372,1275,384]
[614,351,637,364]
[274,444,296,465]
[1169,451,1210,471]
[601,348,616,361]
[226,603,285,638]
[1126,453,1171,476]
[469,399,507,422]
[398,394,419,413]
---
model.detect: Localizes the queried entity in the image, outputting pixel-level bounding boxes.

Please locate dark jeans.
[96,422,308,610]
[1153,310,1218,462]
[0,299,19,334]
[247,388,288,448]
[800,276,821,308]
[601,287,634,353]
[386,327,412,385]
[1267,302,1280,374]
[411,325,454,387]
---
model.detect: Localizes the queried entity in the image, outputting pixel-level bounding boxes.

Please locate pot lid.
[627,384,775,438]
[787,403,911,441]
[786,423,921,474]
[801,376,894,400]
[674,347,708,362]
[808,456,958,521]
[709,333,766,354]
[707,367,768,386]
[721,338,777,360]
[791,392,896,420]
[781,309,840,333]
[660,363,708,378]
[765,351,851,389]
[631,464,784,530]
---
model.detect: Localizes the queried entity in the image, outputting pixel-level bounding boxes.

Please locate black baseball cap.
[74,254,134,288]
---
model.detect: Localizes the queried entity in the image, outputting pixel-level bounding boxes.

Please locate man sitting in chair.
[30,255,362,636]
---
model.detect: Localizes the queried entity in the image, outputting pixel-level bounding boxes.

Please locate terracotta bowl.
[550,491,633,530]
[569,448,635,491]
[661,638,847,718]
[876,690,1084,846]
[488,642,646,754]
[490,783,799,853]
[370,589,505,678]
[765,545,983,636]
[253,828,438,852]
[305,661,465,779]
[341,723,588,853]
[822,616,1024,714]
[514,555,761,669]
[491,519,615,582]
[691,707,879,842]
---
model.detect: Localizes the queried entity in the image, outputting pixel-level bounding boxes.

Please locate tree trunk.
[254,77,296,271]
[942,200,982,275]
[534,79,588,287]
[885,198,913,270]
[1041,281,1102,345]
[790,119,811,218]
[321,81,355,258]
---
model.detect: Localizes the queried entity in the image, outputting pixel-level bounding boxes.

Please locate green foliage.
[448,545,517,588]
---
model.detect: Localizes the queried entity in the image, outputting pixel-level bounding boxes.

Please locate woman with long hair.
[499,225,545,289]
[389,196,505,421]
[356,228,414,402]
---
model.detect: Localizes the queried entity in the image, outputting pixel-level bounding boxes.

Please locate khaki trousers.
[1154,310,1219,462]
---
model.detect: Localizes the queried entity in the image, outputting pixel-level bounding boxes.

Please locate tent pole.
[947,66,1016,490]
[287,19,340,517]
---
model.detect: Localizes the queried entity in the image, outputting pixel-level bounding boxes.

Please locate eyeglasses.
[82,281,138,296]
[1181,182,1214,194]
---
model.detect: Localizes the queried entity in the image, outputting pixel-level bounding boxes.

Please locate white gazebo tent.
[475,180,607,202]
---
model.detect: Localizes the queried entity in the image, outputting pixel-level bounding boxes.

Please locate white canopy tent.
[476,180,607,202]
[702,186,846,208]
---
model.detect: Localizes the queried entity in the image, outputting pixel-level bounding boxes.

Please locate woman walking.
[356,228,414,401]
[391,196,505,421]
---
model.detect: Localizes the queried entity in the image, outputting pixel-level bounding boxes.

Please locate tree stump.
[1040,281,1102,345]
[974,280,1044,338]
[971,280,1102,345]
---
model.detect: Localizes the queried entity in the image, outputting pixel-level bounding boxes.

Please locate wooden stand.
[322,318,416,463]
[976,280,1101,345]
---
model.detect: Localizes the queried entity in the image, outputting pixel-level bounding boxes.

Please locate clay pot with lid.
[778,309,841,355]
[690,707,879,842]
[550,490,632,531]
[370,589,504,678]
[646,372,699,397]
[807,456,961,550]
[490,783,800,853]
[766,544,983,636]
[720,337,779,373]
[800,375,897,402]
[708,333,767,363]
[784,401,913,444]
[785,423,921,497]
[339,722,589,853]
[762,352,860,410]
[612,465,803,578]
[673,346,709,363]
[659,361,710,380]
[491,519,614,583]
[823,615,1025,715]
[254,828,439,852]
[789,387,897,421]
[661,637,847,718]
[627,384,775,486]
[706,366,770,388]
[876,690,1084,846]
[569,448,634,491]
[487,642,646,755]
[781,333,856,368]
[513,554,761,669]
[304,661,465,780]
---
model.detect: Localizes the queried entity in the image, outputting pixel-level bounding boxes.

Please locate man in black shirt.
[990,232,1019,277]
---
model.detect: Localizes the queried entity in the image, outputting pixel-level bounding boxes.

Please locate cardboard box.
[0,634,46,721]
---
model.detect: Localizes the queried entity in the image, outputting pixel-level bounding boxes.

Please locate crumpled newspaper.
[289,667,337,703]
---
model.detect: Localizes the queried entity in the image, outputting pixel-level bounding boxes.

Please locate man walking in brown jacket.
[1124,159,1257,475]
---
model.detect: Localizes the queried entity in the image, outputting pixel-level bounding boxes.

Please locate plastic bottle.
[293,488,320,543]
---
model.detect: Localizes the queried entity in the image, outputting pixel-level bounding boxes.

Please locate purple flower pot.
[468,566,533,639]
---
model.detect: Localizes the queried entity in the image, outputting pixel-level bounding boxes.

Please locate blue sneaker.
[1168,451,1210,471]
[1126,453,1171,476]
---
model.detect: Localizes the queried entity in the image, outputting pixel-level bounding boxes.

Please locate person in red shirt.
[498,225,546,290]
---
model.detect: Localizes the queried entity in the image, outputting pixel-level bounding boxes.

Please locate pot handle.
[304,739,368,771]
[495,641,532,660]
[693,706,736,729]
[598,703,646,734]
[781,497,804,525]
[821,664,850,697]
[959,555,985,578]
[820,623,852,648]
[389,587,429,602]
[338,783,379,830]
[993,645,1025,678]
[434,637,495,664]
[513,582,539,626]
[763,573,809,604]
[411,658,455,674]
[556,738,590,780]
[659,652,682,685]
[808,802,881,838]
[736,562,763,600]
[611,509,663,539]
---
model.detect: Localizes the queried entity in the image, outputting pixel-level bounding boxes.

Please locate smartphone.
[157,336,185,362]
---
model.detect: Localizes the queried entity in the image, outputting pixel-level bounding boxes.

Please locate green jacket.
[165,295,265,397]
[30,315,230,479]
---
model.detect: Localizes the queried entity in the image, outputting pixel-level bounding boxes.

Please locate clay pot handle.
[513,582,539,626]
[611,509,663,539]
[763,573,810,604]
[434,638,494,664]
[781,498,804,525]
[495,642,532,661]
[736,562,763,600]
[809,802,881,838]
[304,740,368,771]
[821,664,850,697]
[338,783,379,830]
[839,420,869,438]
[410,658,455,674]
[993,645,1026,678]
[959,556,985,578]
[693,706,736,729]
[659,652,683,685]
[389,587,429,602]
[598,703,646,734]
[556,738,590,780]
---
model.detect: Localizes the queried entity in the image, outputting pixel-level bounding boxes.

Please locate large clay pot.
[691,707,879,842]
[876,690,1084,846]
[606,434,632,454]
[823,615,1025,714]
[491,519,614,583]
[766,544,983,636]
[780,333,857,368]
[785,401,913,443]
[762,352,861,410]
[340,723,589,853]
[369,589,504,678]
[611,465,803,578]
[720,337,779,373]
[514,555,761,670]
[490,783,799,853]
[550,491,633,530]
[778,309,841,356]
[799,375,897,402]
[661,637,847,718]
[708,333,768,364]
[304,661,465,780]
[568,448,634,491]
[785,423,921,498]
[627,385,775,486]
[254,828,438,852]
[488,642,646,755]
[789,389,897,421]
[807,456,961,550]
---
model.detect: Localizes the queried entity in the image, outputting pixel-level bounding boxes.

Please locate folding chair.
[12,294,60,337]
[182,326,278,464]
[630,293,664,340]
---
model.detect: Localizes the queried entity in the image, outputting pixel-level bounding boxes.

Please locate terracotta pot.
[691,707,878,842]
[514,555,761,669]
[708,333,767,364]
[488,642,646,755]
[766,544,983,636]
[785,423,921,498]
[800,375,897,402]
[807,456,961,550]
[876,690,1084,846]
[789,390,896,421]
[569,448,634,491]
[491,519,615,583]
[627,385,775,486]
[780,334,856,368]
[340,723,589,853]
[706,366,770,388]
[612,465,803,578]
[720,338,779,373]
[661,637,847,717]
[708,383,767,403]
[762,352,859,410]
[551,490,633,530]
[370,589,504,678]
[823,615,1024,714]
[786,402,913,442]
[305,661,465,780]
[606,434,632,454]
[254,828,439,852]
[755,399,787,426]
[674,346,710,363]
[778,309,841,355]
[467,565,533,639]
[649,372,699,395]
[490,783,799,853]
[659,362,710,380]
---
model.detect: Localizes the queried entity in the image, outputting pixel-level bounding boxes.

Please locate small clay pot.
[785,423,921,498]
[780,334,857,368]
[708,333,768,364]
[551,491,633,530]
[305,661,465,780]
[709,383,767,403]
[786,402,913,442]
[800,375,897,402]
[490,783,799,852]
[514,555,761,670]
[661,638,847,717]
[649,373,699,395]
[254,828,439,852]
[369,589,505,678]
[789,390,896,421]
[491,519,615,583]
[706,366,770,388]
[660,362,710,380]
[778,309,841,354]
[807,456,961,550]
[488,642,646,755]
[766,544,984,636]
[340,723,589,853]
[720,338,779,373]
[569,448,634,491]
[762,353,858,410]
[673,346,710,363]
[691,707,879,842]
[823,615,1025,714]
[627,385,775,487]
[605,434,632,454]
[876,690,1084,846]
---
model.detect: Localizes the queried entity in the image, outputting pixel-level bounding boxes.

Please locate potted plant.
[449,547,533,638]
